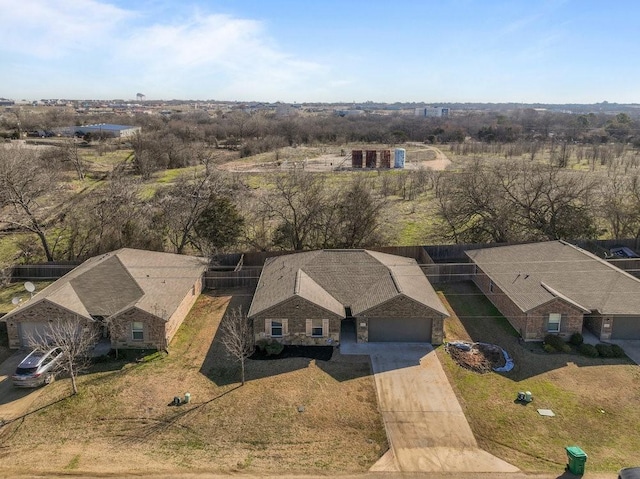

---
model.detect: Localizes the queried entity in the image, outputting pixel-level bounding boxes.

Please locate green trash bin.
[566,446,587,475]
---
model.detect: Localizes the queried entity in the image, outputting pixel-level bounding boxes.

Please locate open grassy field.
[0,292,386,476]
[437,281,640,473]
[0,281,53,314]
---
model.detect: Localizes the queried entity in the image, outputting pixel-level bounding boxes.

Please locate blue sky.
[1,0,638,103]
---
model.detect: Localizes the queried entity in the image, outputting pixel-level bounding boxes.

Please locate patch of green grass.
[64,454,81,470]
[438,281,640,473]
[0,281,54,313]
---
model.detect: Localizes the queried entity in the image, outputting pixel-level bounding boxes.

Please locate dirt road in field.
[216,145,452,172]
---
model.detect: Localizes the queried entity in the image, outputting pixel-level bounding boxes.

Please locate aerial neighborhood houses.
[3,240,640,352]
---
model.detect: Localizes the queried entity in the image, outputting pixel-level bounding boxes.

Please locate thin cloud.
[117,13,325,99]
[0,0,133,57]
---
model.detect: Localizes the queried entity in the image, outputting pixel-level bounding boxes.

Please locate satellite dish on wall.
[24,281,36,293]
[12,297,21,305]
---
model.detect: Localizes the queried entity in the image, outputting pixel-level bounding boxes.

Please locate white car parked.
[12,347,63,388]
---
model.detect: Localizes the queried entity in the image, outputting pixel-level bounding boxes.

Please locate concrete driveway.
[0,351,46,423]
[341,342,519,473]
[607,340,640,365]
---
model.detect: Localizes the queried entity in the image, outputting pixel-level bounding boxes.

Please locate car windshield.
[15,367,38,375]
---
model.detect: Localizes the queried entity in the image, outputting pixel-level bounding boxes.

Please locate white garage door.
[18,322,52,348]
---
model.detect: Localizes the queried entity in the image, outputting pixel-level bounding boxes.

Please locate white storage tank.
[394,148,406,168]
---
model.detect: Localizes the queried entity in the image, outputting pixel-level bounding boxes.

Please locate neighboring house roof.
[4,249,209,322]
[466,240,640,315]
[248,250,448,318]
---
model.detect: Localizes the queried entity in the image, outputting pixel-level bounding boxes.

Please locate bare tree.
[60,173,162,260]
[434,159,598,243]
[154,155,227,254]
[0,145,59,261]
[220,307,254,386]
[261,170,330,250]
[27,317,99,395]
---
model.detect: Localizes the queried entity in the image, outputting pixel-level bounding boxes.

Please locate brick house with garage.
[2,249,208,351]
[248,250,448,345]
[466,240,640,341]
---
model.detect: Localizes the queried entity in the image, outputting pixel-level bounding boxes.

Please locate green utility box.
[565,446,587,475]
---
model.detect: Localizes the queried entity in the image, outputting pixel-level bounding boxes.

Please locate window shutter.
[322,318,329,337]
[265,319,271,336]
[306,319,312,336]
[283,318,289,335]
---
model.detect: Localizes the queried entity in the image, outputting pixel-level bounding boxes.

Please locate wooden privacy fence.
[422,263,475,283]
[607,259,640,278]
[11,262,80,281]
[204,267,262,290]
[9,240,640,288]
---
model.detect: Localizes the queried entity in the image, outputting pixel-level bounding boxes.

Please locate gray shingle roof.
[248,250,448,318]
[466,240,640,315]
[4,249,208,321]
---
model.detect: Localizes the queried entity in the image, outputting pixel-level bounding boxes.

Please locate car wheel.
[44,374,55,385]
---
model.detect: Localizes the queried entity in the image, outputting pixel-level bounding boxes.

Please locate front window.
[547,313,561,333]
[311,319,323,337]
[132,321,144,341]
[271,320,283,337]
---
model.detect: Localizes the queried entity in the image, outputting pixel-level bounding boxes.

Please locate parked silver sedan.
[11,347,63,388]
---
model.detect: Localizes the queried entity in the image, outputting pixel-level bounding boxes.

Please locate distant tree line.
[3,106,640,265]
[3,106,639,152]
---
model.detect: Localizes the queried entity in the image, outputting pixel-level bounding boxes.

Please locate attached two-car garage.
[611,316,640,340]
[367,317,432,343]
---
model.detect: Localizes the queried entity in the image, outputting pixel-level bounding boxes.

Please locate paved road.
[341,342,519,473]
[0,473,621,479]
[0,351,44,423]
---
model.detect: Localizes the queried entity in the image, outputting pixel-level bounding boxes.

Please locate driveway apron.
[0,352,46,423]
[343,342,519,473]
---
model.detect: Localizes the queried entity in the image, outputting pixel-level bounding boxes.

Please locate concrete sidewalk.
[341,342,519,473]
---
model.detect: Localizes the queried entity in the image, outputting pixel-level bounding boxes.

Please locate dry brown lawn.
[0,292,385,476]
[438,282,640,473]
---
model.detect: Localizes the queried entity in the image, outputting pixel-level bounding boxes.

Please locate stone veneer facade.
[251,297,342,346]
[251,294,445,346]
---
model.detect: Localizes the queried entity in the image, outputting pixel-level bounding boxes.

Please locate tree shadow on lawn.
[439,281,633,381]
[201,292,372,386]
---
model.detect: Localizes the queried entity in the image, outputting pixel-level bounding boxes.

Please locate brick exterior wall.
[4,300,79,349]
[358,295,445,345]
[251,294,446,345]
[473,270,529,338]
[584,313,611,340]
[527,299,584,340]
[110,308,167,350]
[473,269,584,341]
[251,297,342,345]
